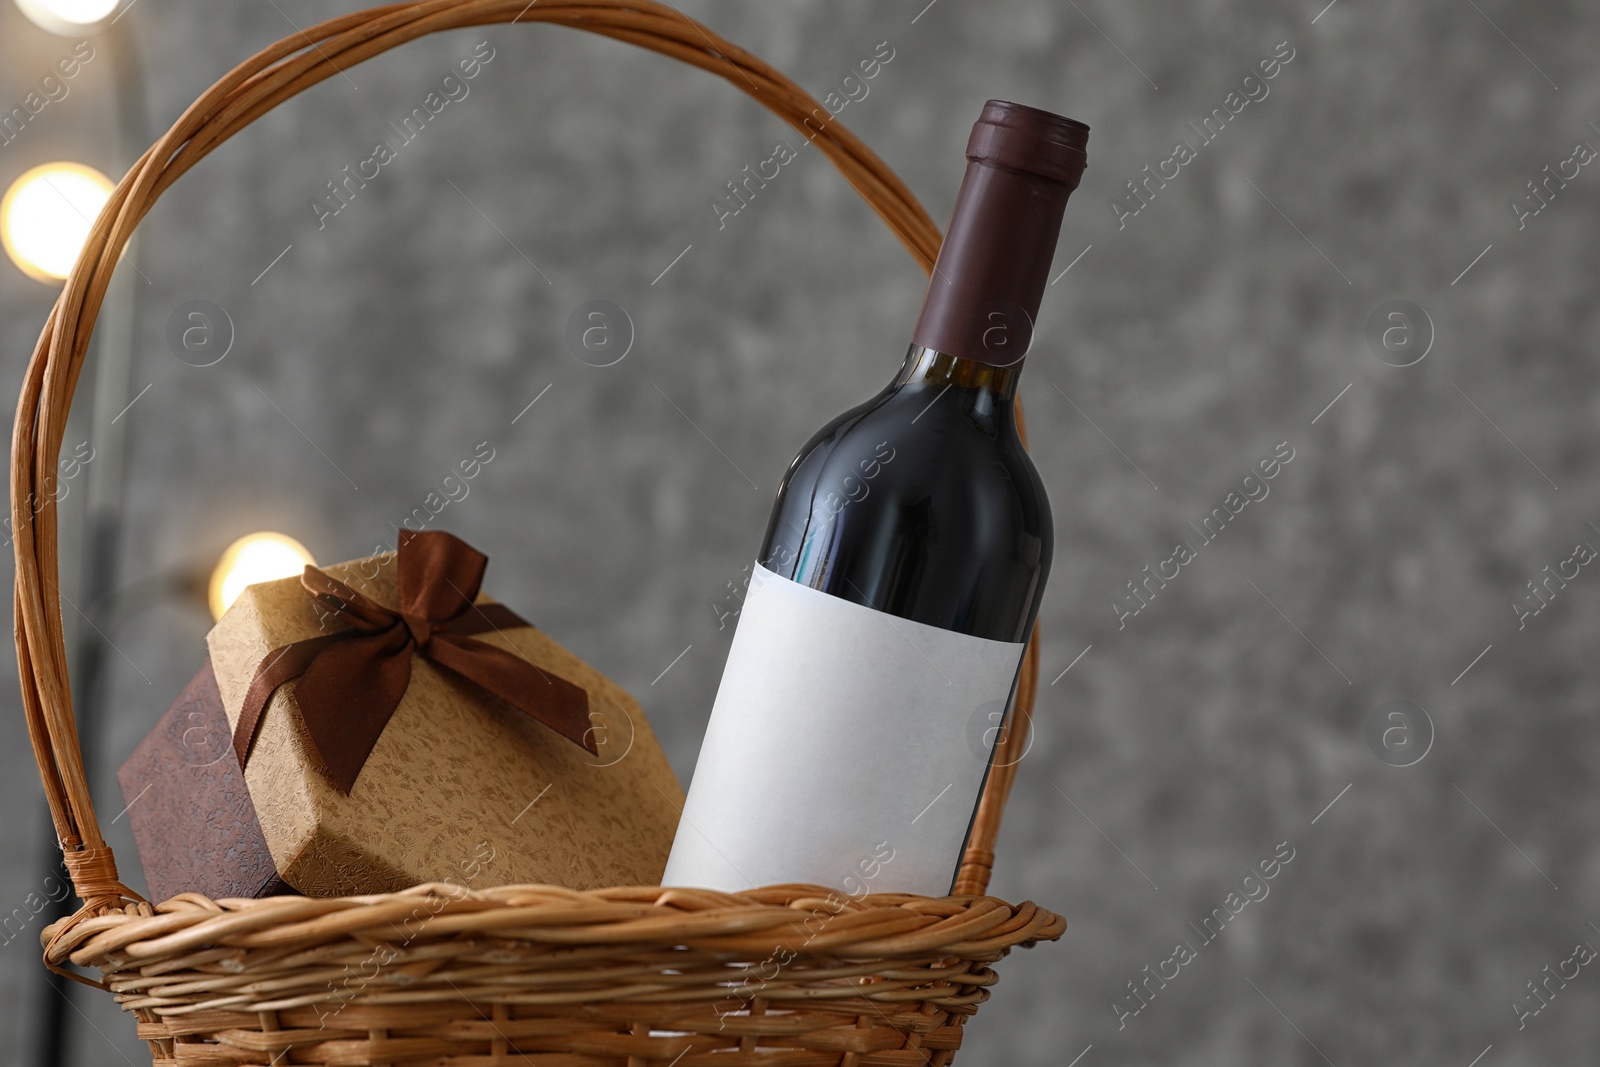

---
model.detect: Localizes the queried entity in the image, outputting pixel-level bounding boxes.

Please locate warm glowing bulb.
[1,162,113,283]
[209,533,316,621]
[14,0,121,33]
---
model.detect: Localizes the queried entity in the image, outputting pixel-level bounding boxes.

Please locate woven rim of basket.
[14,0,1054,984]
[44,882,1065,1015]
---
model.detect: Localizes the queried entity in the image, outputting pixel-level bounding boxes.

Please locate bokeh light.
[14,0,122,34]
[1,161,113,283]
[209,533,316,621]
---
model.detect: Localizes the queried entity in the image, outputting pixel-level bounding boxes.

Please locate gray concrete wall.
[0,1,1596,1064]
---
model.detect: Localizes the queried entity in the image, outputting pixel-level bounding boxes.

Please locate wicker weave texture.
[61,883,1064,1065]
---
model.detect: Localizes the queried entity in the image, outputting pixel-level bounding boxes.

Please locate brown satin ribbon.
[231,529,594,795]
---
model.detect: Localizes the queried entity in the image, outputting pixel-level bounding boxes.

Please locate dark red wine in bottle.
[663,101,1088,896]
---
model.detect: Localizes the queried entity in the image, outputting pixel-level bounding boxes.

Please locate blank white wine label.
[662,562,1026,897]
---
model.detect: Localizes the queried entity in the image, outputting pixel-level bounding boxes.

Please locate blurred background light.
[1,161,113,283]
[13,0,123,35]
[209,532,316,620]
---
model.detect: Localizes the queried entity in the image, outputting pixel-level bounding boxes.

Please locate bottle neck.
[911,159,1076,368]
[894,345,1020,427]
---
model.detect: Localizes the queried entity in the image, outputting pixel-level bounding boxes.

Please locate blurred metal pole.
[31,17,146,1067]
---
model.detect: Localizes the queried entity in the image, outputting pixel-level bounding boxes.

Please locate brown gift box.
[118,544,684,899]
[118,661,291,901]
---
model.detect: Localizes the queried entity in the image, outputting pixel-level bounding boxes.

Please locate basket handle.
[12,0,1038,908]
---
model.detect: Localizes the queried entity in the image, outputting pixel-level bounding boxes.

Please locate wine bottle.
[662,101,1088,897]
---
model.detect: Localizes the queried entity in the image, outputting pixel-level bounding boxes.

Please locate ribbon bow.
[231,529,594,794]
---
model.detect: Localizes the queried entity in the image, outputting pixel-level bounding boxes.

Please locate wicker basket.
[13,2,1064,1063]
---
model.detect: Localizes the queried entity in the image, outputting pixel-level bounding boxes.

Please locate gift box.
[118,661,291,900]
[118,530,684,899]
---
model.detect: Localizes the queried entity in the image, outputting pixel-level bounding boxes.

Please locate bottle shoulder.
[775,383,1050,519]
[760,380,1052,640]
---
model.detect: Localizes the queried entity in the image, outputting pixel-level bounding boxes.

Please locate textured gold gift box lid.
[206,550,684,896]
